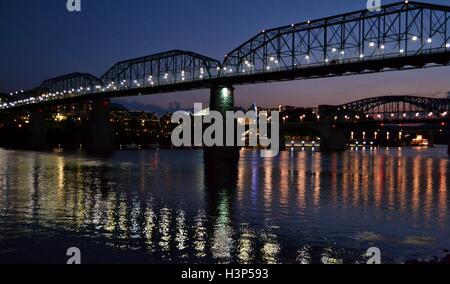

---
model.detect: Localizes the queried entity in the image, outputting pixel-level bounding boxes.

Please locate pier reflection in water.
[0,147,448,264]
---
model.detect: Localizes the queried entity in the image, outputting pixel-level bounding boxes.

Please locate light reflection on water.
[0,147,449,264]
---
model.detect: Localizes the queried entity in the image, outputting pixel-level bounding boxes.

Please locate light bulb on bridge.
[427,38,432,43]
[446,43,450,48]
[412,36,418,41]
[369,42,375,47]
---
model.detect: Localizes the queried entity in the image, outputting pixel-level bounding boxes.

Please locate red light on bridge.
[380,123,385,127]
[102,100,110,109]
[442,122,446,126]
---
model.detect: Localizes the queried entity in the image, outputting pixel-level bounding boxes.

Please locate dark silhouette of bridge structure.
[0,1,449,156]
[321,95,450,120]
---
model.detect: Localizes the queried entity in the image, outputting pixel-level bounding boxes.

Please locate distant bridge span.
[336,95,450,116]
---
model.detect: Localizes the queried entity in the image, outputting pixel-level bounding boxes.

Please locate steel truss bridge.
[334,95,450,120]
[1,1,450,111]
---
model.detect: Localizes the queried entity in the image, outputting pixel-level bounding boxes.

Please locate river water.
[0,147,449,264]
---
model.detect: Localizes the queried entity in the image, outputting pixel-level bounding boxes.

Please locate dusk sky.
[1,0,449,110]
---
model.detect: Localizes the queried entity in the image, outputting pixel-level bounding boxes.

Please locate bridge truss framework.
[1,1,450,110]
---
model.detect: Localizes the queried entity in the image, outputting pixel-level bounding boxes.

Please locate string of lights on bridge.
[3,40,449,110]
[281,111,448,124]
[2,1,449,111]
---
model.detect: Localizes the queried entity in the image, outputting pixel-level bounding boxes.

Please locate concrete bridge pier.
[87,98,115,153]
[28,109,49,150]
[319,122,347,152]
[204,86,240,161]
[317,106,347,152]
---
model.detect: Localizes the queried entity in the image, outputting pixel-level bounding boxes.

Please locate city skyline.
[1,0,449,109]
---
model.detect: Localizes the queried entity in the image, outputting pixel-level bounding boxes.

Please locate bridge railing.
[218,46,450,78]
